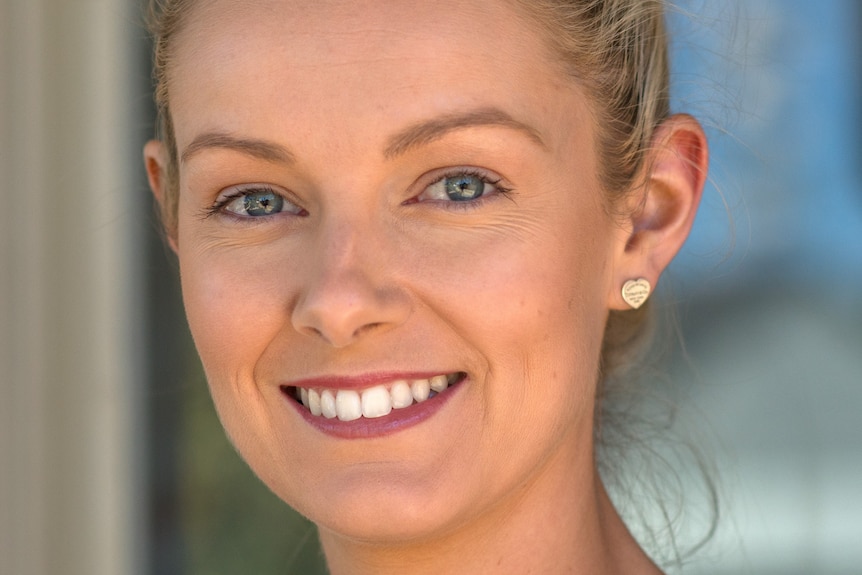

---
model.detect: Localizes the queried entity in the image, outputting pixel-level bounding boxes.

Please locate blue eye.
[219,186,304,218]
[420,171,504,203]
[442,174,485,201]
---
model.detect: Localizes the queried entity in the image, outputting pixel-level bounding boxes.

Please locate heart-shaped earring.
[621,278,651,309]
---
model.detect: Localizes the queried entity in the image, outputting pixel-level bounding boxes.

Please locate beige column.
[0,1,146,574]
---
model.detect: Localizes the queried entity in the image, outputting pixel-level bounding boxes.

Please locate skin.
[145,0,707,573]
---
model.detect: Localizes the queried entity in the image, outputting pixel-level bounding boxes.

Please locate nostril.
[290,273,412,347]
[301,321,385,347]
[354,322,383,338]
[308,326,324,339]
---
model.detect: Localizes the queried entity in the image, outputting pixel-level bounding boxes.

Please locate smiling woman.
[144,0,708,573]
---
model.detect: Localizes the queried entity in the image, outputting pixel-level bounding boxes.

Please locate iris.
[444,174,485,201]
[242,190,284,216]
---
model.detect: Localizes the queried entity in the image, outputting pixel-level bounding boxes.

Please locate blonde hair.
[147,0,194,235]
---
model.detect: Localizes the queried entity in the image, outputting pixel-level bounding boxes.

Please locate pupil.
[445,175,484,201]
[244,192,283,216]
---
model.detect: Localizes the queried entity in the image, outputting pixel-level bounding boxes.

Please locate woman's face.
[166,0,626,543]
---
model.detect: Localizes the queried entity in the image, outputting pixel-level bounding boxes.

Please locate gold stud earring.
[621,278,651,309]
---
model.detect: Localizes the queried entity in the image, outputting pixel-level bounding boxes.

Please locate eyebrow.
[383,107,545,158]
[180,107,545,164]
[180,132,295,164]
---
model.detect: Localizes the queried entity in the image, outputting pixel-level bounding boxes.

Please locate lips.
[284,372,464,422]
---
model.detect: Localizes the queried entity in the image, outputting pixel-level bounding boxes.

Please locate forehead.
[168,0,586,156]
[174,0,546,61]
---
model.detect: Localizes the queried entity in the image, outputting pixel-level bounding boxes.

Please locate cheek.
[413,216,613,514]
[177,242,306,484]
[452,204,611,344]
[491,243,609,397]
[176,238,297,459]
[426,203,613,423]
[179,244,285,366]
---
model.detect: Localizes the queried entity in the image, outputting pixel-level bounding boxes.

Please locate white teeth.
[361,385,392,418]
[320,390,337,419]
[389,380,413,409]
[429,374,448,392]
[297,374,460,419]
[335,390,362,421]
[411,378,431,403]
[308,388,322,417]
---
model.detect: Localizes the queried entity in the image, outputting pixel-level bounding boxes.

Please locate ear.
[608,114,708,310]
[143,140,178,252]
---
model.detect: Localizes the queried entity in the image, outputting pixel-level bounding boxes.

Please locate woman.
[144,0,708,572]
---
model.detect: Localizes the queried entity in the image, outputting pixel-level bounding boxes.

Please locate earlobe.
[609,114,708,310]
[143,140,178,252]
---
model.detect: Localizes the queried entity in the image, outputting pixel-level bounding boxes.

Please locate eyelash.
[201,168,514,221]
[412,168,514,212]
[202,184,303,221]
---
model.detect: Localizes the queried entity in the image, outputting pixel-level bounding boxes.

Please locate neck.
[317,442,662,575]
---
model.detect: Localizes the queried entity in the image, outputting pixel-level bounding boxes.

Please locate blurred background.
[1,1,859,574]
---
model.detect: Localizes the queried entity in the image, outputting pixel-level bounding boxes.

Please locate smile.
[288,372,464,422]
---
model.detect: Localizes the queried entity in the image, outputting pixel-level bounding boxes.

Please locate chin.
[278,464,466,544]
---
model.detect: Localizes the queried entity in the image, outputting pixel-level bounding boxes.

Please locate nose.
[290,219,411,348]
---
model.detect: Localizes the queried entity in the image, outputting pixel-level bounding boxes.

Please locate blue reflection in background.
[664,1,862,573]
[672,0,862,288]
